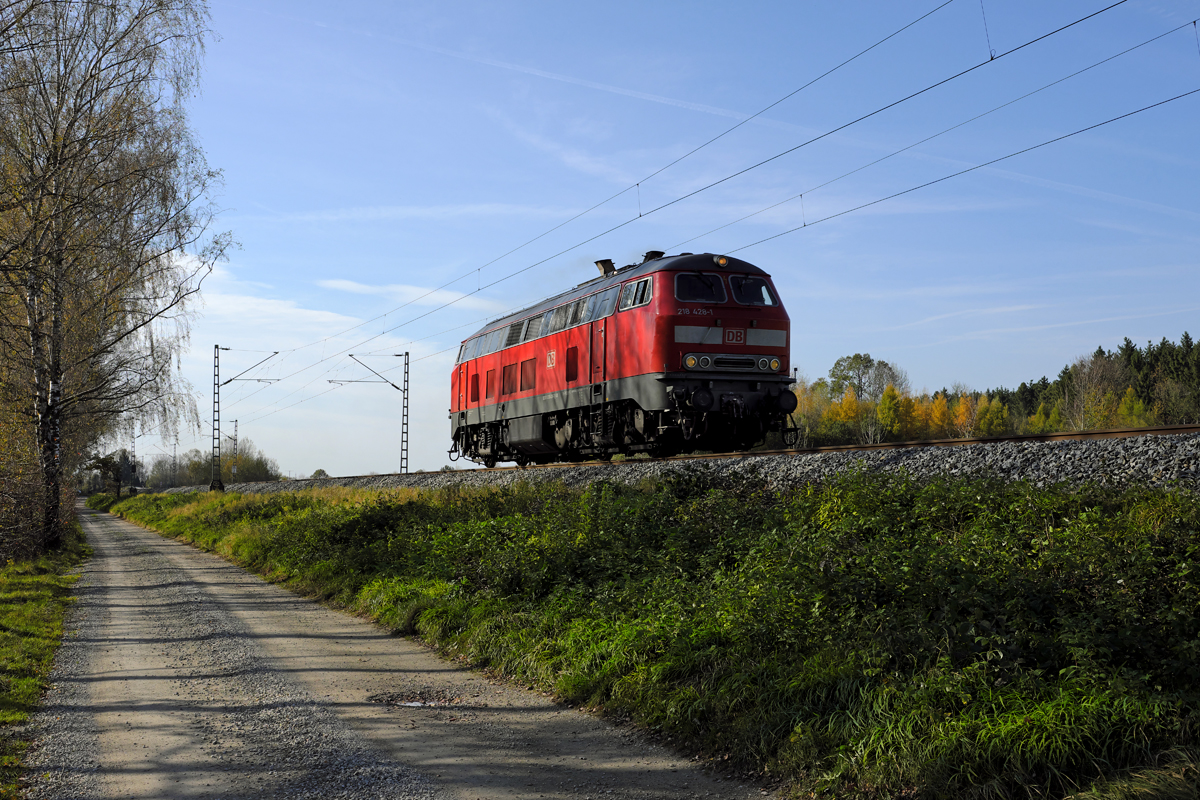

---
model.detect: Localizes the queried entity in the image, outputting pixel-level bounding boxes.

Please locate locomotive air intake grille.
[713,356,757,370]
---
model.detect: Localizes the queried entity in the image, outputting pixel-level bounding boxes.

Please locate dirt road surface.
[22,505,762,800]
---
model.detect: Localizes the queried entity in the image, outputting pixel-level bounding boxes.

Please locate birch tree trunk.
[0,0,228,551]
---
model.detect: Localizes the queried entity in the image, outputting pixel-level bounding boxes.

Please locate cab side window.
[619,277,653,311]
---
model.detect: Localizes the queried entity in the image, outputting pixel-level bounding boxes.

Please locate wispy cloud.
[489,111,637,184]
[231,203,572,224]
[278,13,749,120]
[316,279,502,312]
[260,10,821,136]
[876,305,1046,331]
[925,305,1200,344]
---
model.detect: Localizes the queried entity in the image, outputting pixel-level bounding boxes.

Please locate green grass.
[84,493,119,512]
[0,525,89,798]
[109,471,1200,799]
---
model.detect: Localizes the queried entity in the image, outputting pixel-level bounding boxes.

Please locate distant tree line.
[81,439,284,495]
[784,333,1199,447]
[989,333,1200,432]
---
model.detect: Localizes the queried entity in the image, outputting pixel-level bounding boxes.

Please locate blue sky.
[167,0,1200,476]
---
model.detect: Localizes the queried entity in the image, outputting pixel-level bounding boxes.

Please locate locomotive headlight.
[685,355,698,369]
[714,255,728,267]
[770,358,781,371]
[699,356,711,368]
[758,358,769,370]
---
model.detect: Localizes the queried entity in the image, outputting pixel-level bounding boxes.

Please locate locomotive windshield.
[729,275,778,306]
[674,272,727,303]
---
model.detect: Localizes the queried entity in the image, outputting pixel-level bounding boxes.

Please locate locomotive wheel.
[483,456,497,469]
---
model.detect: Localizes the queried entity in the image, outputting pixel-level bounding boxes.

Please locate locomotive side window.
[547,304,570,334]
[636,278,652,305]
[484,328,505,354]
[485,369,495,399]
[595,285,620,318]
[470,373,479,403]
[619,282,635,309]
[523,314,544,342]
[458,335,488,363]
[619,277,653,311]
[730,276,778,306]
[565,347,578,382]
[520,358,537,391]
[505,321,525,348]
[675,272,727,303]
[581,293,600,323]
[501,364,518,395]
[568,298,588,327]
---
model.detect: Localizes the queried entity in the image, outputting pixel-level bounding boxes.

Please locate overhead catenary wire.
[235,305,541,421]
[245,0,1133,400]
[230,1,1141,424]
[241,0,959,362]
[238,81,1200,426]
[726,88,1200,254]
[670,18,1199,251]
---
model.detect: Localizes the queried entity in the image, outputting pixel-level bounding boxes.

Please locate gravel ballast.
[167,433,1200,496]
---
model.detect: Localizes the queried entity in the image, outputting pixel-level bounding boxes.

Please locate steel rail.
[251,424,1200,482]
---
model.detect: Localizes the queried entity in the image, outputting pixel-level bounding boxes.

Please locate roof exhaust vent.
[595,259,616,277]
[641,250,665,263]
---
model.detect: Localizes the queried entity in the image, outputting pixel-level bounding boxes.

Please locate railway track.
[423,423,1200,476]
[158,423,1200,495]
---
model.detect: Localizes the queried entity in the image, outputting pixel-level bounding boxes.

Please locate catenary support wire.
[728,88,1200,254]
[979,0,996,58]
[243,0,959,362]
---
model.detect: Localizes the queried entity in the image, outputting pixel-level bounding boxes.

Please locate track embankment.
[168,431,1200,496]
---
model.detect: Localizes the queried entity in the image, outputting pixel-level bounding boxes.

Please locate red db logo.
[725,329,746,345]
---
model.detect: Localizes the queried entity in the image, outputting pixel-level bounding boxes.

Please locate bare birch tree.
[0,0,227,550]
[1062,349,1129,431]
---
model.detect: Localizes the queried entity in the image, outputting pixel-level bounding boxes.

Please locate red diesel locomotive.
[448,251,798,467]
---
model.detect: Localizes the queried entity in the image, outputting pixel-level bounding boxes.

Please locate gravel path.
[20,504,759,800]
[166,432,1200,496]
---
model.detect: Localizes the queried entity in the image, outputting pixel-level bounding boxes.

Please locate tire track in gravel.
[22,505,760,800]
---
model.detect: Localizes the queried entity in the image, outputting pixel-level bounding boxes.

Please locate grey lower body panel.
[451,372,793,436]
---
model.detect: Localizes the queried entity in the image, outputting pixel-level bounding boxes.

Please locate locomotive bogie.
[448,253,796,466]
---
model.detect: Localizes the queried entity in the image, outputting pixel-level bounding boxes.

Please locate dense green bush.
[109,472,1200,799]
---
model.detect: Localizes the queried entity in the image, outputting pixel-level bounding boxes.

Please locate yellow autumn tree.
[824,386,862,427]
[927,393,952,439]
[877,384,902,438]
[951,394,977,438]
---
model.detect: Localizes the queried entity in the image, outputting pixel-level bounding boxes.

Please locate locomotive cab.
[449,252,796,467]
